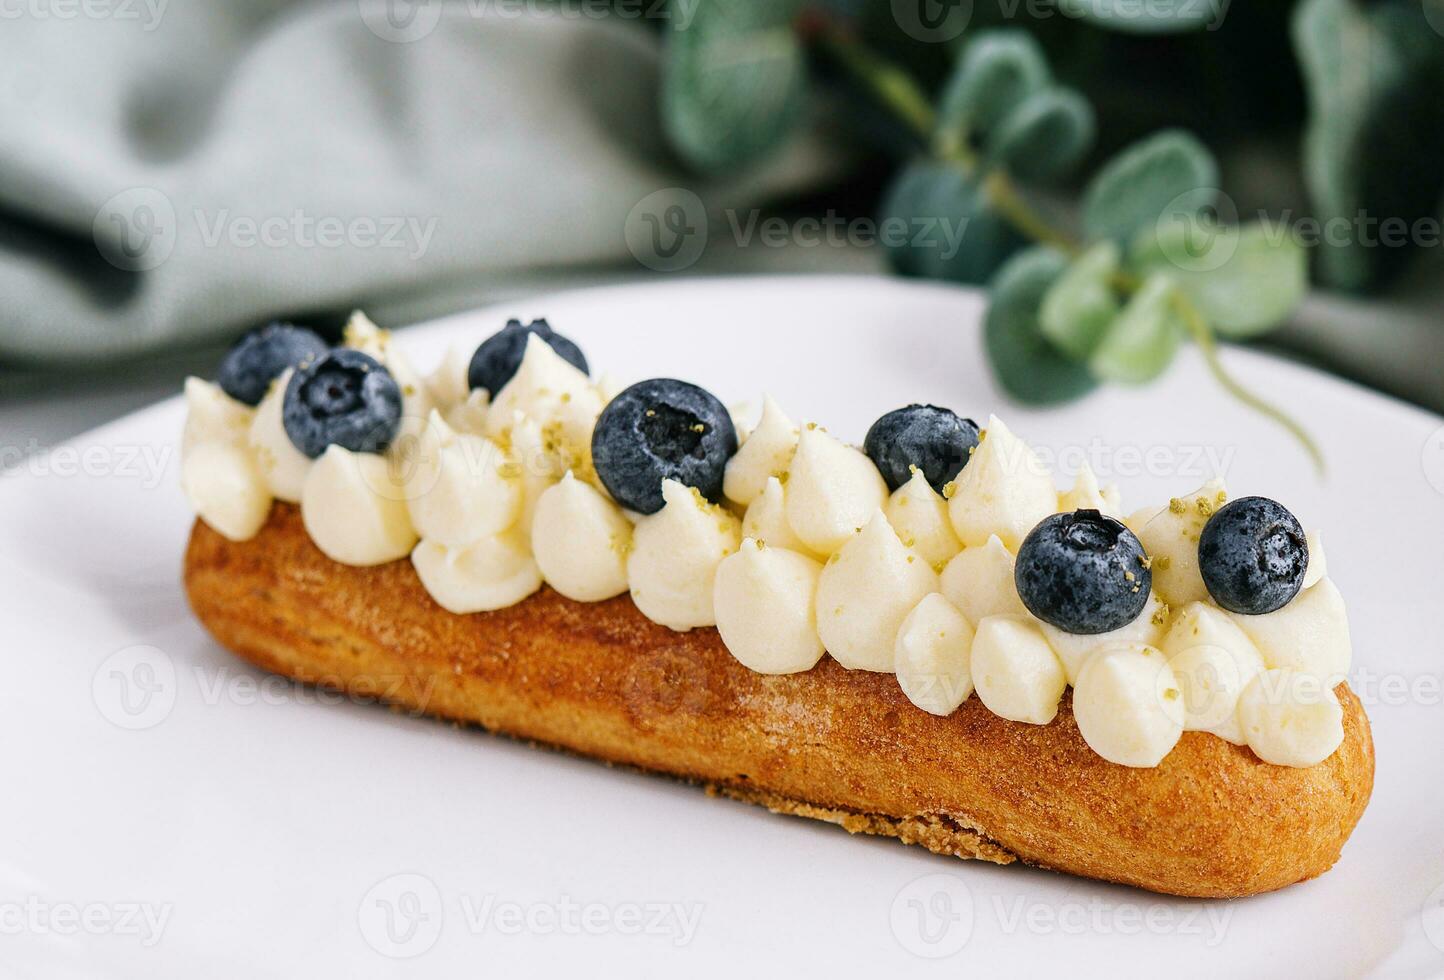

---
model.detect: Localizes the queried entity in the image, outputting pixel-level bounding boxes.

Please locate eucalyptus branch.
[812,24,1322,470]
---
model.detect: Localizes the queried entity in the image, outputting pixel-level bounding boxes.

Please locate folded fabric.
[0,2,827,364]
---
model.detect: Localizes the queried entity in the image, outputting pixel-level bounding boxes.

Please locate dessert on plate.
[181,312,1373,898]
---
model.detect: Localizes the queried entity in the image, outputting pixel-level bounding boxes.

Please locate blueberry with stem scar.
[591,378,737,514]
[1015,509,1152,634]
[1198,496,1308,615]
[864,405,980,493]
[282,349,403,458]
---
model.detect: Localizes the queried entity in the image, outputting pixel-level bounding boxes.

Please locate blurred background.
[2,0,1441,461]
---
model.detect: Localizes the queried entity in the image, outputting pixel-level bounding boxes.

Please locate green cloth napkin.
[0,2,826,365]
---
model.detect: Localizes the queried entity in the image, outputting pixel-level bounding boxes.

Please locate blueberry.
[1015,510,1152,634]
[282,349,403,458]
[467,318,589,395]
[591,379,738,514]
[217,322,329,406]
[864,405,981,493]
[1198,496,1308,615]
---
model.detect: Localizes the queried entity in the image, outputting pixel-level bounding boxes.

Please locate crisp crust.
[184,505,1373,898]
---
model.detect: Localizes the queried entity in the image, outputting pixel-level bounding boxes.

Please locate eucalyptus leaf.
[1081,130,1219,244]
[1039,241,1120,360]
[661,0,807,172]
[935,30,1050,153]
[1056,0,1224,33]
[1292,0,1444,291]
[1088,274,1184,384]
[880,160,1027,284]
[987,86,1096,183]
[984,247,1099,405]
[1131,218,1307,338]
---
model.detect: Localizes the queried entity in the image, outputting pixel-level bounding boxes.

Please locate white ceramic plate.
[3,277,1442,979]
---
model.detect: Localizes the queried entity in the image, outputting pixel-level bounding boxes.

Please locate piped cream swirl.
[628,479,741,631]
[531,471,631,602]
[947,415,1056,551]
[815,511,938,672]
[723,396,799,506]
[785,425,888,555]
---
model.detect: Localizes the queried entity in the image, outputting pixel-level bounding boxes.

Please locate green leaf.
[880,160,1027,285]
[1081,130,1219,244]
[1039,241,1121,359]
[987,86,1096,183]
[1292,0,1444,291]
[1088,274,1184,384]
[1130,218,1308,338]
[661,0,807,172]
[935,30,1050,153]
[984,246,1099,405]
[1056,0,1224,33]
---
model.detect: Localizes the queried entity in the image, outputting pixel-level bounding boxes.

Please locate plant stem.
[1173,293,1325,475]
[818,28,1081,257]
[815,30,935,141]
[980,171,1083,258]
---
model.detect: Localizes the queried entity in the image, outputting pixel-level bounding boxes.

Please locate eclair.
[180,312,1374,898]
